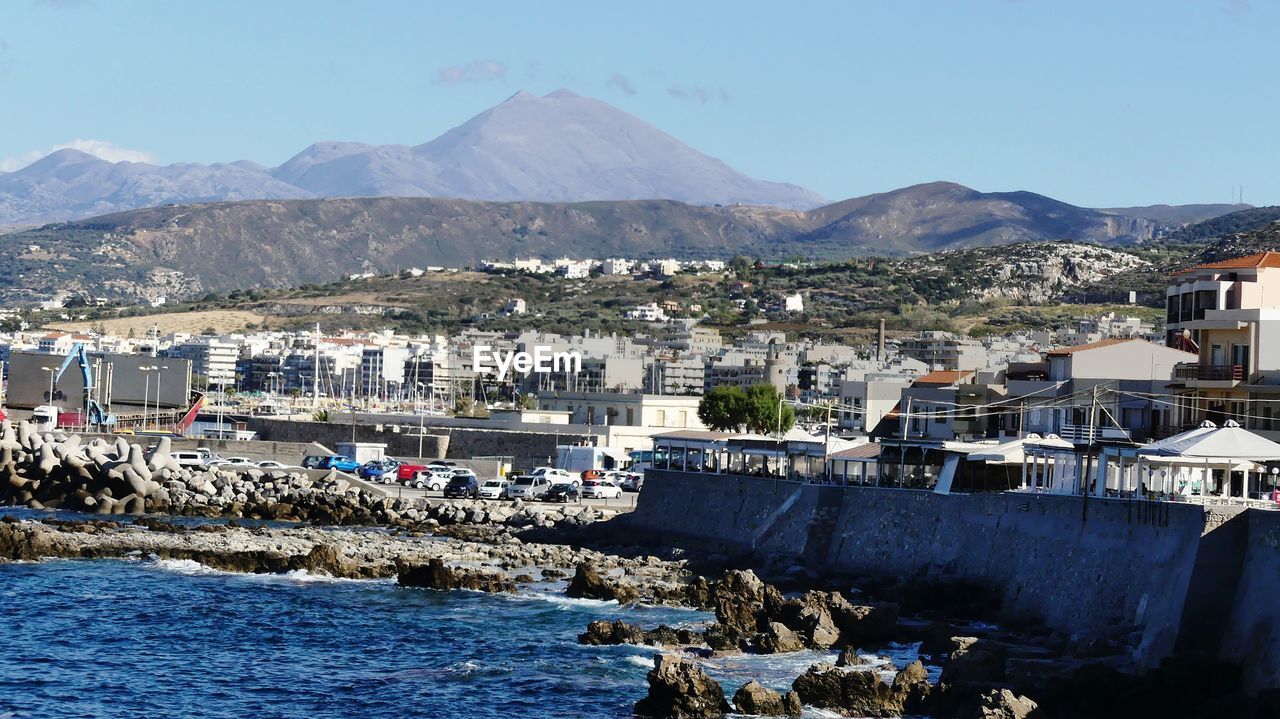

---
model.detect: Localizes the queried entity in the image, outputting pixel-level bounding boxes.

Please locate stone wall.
[627,470,1280,690]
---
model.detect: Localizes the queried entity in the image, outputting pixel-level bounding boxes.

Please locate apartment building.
[1165,252,1280,438]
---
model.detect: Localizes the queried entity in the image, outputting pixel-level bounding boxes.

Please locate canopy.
[967,438,1028,464]
[1141,420,1280,461]
[1027,433,1074,450]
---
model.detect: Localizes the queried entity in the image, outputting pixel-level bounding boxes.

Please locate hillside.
[0,187,1184,303]
[0,90,821,226]
[1161,206,1280,243]
[33,241,1160,341]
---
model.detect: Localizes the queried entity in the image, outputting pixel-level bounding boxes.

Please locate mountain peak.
[504,90,538,102]
[544,88,580,100]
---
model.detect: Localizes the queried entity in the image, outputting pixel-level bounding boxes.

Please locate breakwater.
[626,469,1280,693]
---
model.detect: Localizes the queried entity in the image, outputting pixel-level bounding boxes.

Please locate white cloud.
[0,138,156,171]
[435,59,507,85]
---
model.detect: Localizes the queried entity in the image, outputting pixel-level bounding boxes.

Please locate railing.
[1174,363,1243,382]
[1057,424,1131,444]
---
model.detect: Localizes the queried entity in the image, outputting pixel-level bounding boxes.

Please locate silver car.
[506,475,550,499]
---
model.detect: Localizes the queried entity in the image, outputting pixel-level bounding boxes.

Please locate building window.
[656,410,666,426]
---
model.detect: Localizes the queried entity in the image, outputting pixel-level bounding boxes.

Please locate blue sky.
[0,0,1274,207]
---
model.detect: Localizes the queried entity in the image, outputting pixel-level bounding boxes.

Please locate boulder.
[566,562,639,605]
[942,641,1008,684]
[395,558,514,593]
[578,619,647,646]
[836,647,869,667]
[732,680,802,717]
[972,688,1039,719]
[711,569,766,637]
[792,660,932,718]
[756,621,806,654]
[634,654,731,719]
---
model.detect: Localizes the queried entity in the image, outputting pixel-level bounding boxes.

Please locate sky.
[0,0,1275,208]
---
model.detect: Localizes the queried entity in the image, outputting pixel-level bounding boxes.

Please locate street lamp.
[139,365,156,430]
[41,366,56,405]
[154,365,168,431]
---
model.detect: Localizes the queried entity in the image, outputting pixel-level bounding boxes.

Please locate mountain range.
[0,90,823,227]
[0,181,1246,304]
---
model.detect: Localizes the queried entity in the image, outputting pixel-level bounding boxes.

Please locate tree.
[742,384,795,435]
[698,386,747,432]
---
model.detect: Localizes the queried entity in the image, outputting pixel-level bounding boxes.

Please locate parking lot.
[370,483,641,512]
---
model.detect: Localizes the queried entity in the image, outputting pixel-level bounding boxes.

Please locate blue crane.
[54,343,116,428]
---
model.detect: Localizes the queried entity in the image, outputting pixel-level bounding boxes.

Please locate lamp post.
[139,365,156,430]
[154,365,168,431]
[41,366,56,405]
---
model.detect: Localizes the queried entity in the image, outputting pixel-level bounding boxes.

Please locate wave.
[143,558,393,585]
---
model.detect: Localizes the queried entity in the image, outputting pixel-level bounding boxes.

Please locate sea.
[0,516,931,719]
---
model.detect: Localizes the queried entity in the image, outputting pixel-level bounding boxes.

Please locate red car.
[397,463,431,482]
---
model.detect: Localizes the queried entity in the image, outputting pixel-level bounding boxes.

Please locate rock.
[293,543,358,578]
[566,562,639,604]
[634,653,731,719]
[972,688,1039,719]
[395,558,514,593]
[792,660,932,718]
[731,680,802,717]
[711,569,766,637]
[756,621,806,654]
[703,623,741,652]
[578,619,646,646]
[836,647,869,667]
[942,641,1007,684]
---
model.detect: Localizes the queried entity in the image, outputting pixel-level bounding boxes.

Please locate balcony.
[1174,363,1243,382]
[1058,424,1132,444]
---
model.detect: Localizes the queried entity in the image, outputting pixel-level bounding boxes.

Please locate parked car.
[409,469,449,491]
[581,479,623,499]
[477,479,509,499]
[222,456,256,466]
[359,459,402,483]
[528,466,575,486]
[302,455,361,472]
[619,472,644,492]
[443,474,481,499]
[449,468,477,481]
[256,460,289,469]
[170,450,210,468]
[545,482,580,503]
[428,460,459,470]
[507,475,551,499]
[397,463,431,483]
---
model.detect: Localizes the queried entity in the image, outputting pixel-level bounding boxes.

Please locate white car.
[222,457,256,466]
[528,467,576,486]
[477,479,509,499]
[410,469,448,491]
[581,479,623,499]
[256,460,288,469]
[170,451,208,468]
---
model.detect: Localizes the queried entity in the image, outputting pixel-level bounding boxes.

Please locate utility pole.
[1085,384,1099,495]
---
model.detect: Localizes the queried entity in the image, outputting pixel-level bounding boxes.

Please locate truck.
[554,445,631,475]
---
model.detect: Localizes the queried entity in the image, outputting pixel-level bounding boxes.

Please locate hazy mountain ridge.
[0,90,823,225]
[0,184,1192,303]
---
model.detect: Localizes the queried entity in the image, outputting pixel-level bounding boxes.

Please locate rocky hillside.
[0,185,1190,303]
[895,242,1150,304]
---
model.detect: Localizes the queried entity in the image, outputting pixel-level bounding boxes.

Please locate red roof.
[1177,251,1280,274]
[913,370,974,386]
[1046,338,1135,356]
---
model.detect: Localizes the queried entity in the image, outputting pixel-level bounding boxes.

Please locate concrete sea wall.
[629,470,1279,690]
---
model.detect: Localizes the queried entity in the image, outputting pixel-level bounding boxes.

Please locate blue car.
[302,455,361,473]
[359,459,402,483]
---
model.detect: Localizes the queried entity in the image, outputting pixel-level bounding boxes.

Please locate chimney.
[877,319,886,361]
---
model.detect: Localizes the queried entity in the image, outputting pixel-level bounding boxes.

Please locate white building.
[625,303,668,322]
[502,298,528,316]
[601,258,633,276]
[783,293,804,313]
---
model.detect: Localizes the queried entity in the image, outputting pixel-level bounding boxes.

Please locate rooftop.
[1176,251,1280,275]
[913,370,975,386]
[1045,338,1135,356]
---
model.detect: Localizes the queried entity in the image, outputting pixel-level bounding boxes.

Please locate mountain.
[0,183,1178,304]
[1098,203,1248,226]
[0,149,313,226]
[792,182,1161,253]
[0,90,823,226]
